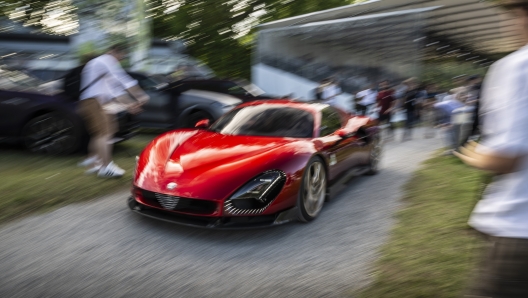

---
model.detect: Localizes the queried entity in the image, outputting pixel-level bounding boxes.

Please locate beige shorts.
[78,98,116,137]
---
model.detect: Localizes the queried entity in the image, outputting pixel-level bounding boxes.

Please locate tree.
[0,0,360,78]
[150,0,356,79]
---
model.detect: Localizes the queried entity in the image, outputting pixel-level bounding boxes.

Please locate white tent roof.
[259,0,522,58]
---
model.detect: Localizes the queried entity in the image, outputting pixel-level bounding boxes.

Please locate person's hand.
[137,94,150,105]
[454,141,522,174]
[127,103,143,115]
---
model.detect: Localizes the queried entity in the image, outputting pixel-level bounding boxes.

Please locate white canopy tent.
[259,0,522,57]
[253,0,521,100]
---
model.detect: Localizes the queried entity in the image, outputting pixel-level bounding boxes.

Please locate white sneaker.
[78,156,100,167]
[97,162,125,178]
[85,164,102,175]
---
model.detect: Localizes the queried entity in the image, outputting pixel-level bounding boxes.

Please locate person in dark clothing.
[377,80,396,139]
[313,79,328,101]
[467,75,482,138]
[402,78,420,141]
[423,83,439,138]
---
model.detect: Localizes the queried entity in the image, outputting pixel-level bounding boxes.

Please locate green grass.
[357,154,489,298]
[0,134,157,224]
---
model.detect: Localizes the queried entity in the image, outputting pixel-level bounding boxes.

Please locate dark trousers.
[403,109,415,140]
[466,234,528,298]
[378,112,394,129]
[356,103,373,116]
[405,109,415,129]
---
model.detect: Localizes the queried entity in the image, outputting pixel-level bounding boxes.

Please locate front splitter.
[128,196,298,230]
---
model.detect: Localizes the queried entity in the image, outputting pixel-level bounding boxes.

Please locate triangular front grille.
[155,193,180,210]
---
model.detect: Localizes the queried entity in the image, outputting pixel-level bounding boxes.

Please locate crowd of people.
[316,74,483,153]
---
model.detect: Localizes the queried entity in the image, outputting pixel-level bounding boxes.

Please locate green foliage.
[422,58,489,91]
[1,0,363,78]
[150,0,358,79]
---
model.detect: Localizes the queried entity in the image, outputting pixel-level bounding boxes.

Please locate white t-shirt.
[356,88,377,106]
[469,45,528,239]
[80,54,138,104]
[322,84,341,99]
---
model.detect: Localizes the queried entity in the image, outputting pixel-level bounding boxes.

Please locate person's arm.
[126,85,149,104]
[455,141,522,174]
[105,57,150,104]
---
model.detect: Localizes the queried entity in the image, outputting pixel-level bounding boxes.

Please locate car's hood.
[135,130,312,201]
[182,90,242,106]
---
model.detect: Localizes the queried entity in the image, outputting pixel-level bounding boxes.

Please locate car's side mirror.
[336,128,355,139]
[195,119,210,129]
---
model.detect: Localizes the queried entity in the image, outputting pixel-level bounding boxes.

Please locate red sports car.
[128,100,381,228]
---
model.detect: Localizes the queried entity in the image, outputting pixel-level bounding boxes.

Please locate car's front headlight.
[224,171,286,215]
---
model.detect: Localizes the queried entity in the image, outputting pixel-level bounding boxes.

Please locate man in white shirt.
[78,43,149,178]
[355,84,378,116]
[322,79,342,106]
[455,1,528,296]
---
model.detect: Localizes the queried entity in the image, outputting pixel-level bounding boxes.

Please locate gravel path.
[0,128,442,298]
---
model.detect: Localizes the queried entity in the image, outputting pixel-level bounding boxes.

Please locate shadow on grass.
[0,134,157,224]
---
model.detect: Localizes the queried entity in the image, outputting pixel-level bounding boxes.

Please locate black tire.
[22,112,81,155]
[365,135,382,175]
[186,111,214,128]
[297,156,328,222]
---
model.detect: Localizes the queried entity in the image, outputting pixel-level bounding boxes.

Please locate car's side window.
[320,107,343,137]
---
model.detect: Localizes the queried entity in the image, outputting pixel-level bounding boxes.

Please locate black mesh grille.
[141,190,217,215]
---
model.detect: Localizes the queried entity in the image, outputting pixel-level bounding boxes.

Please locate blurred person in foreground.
[456,1,528,296]
[78,43,149,178]
[465,75,483,142]
[355,83,377,116]
[376,80,396,140]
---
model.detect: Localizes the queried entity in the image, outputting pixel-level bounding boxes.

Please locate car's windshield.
[210,104,314,138]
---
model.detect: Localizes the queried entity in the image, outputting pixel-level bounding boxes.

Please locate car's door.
[0,90,33,137]
[318,107,366,181]
[129,73,173,127]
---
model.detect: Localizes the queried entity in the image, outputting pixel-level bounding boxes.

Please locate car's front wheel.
[297,156,327,222]
[22,112,80,155]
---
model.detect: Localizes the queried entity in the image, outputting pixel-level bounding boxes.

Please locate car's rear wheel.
[186,111,213,128]
[297,157,327,222]
[366,135,382,175]
[22,112,80,155]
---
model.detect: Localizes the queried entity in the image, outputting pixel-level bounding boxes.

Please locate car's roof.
[236,99,331,114]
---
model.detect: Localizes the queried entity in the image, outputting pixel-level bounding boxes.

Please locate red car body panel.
[132,100,378,222]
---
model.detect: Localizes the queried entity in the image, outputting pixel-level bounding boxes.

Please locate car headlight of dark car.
[224,171,286,214]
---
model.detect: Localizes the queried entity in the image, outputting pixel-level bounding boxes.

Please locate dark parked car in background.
[6,68,272,132]
[0,69,137,155]
[166,77,272,102]
[129,73,254,129]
